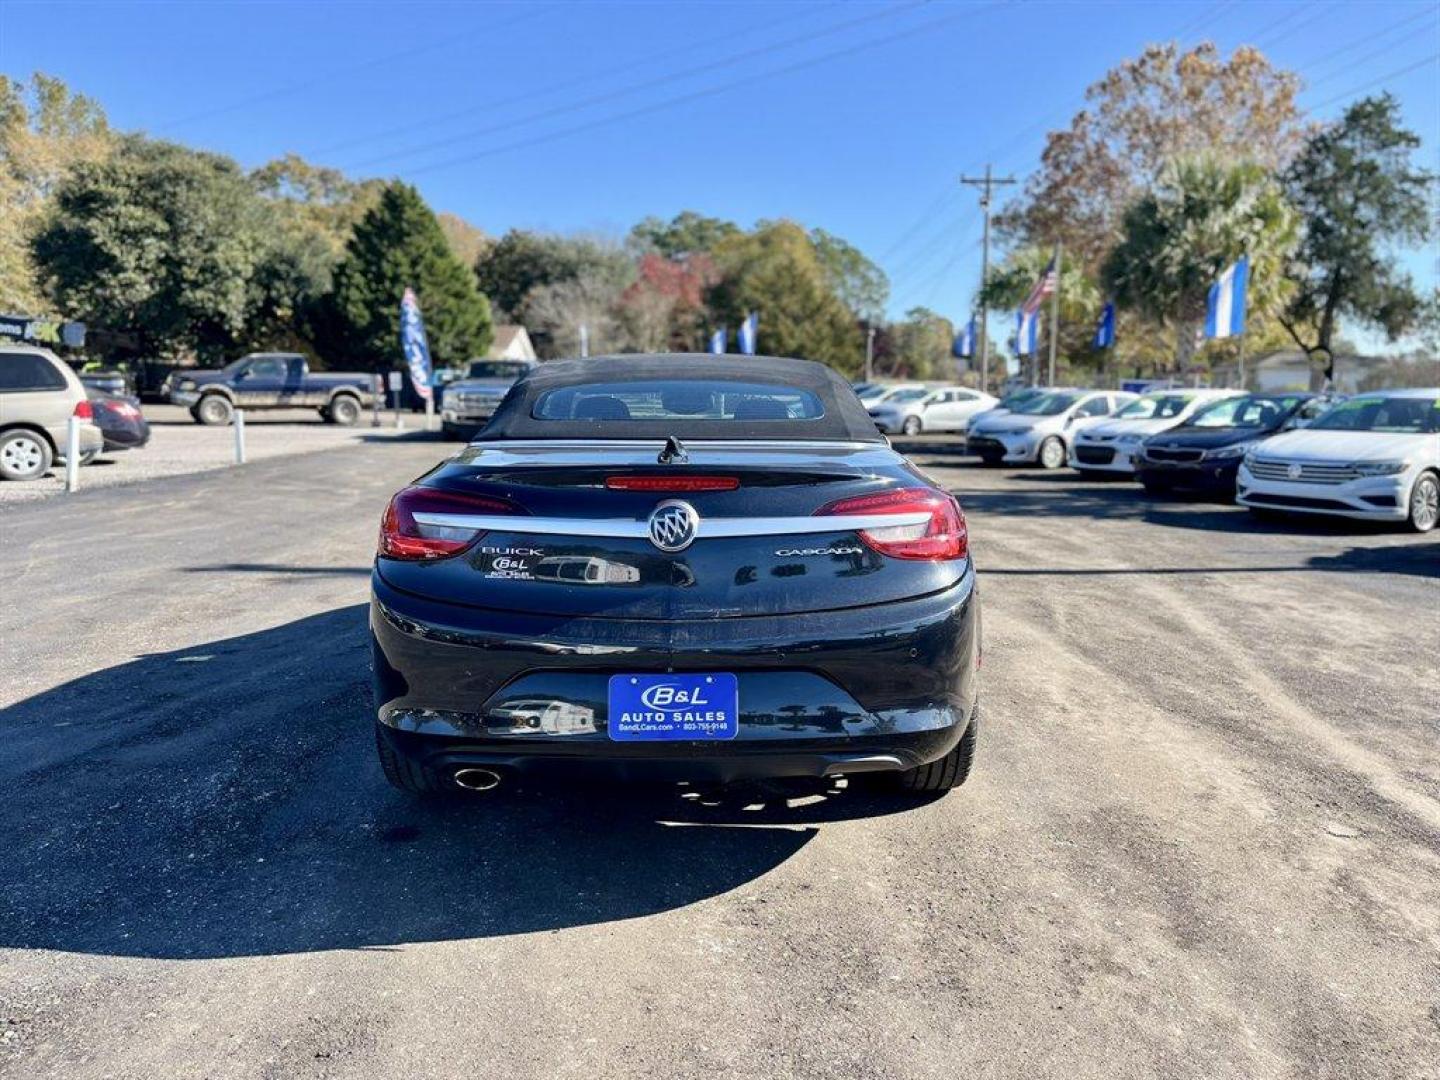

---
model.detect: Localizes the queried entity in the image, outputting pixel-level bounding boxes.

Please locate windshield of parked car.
[1114,393,1193,420]
[998,388,1043,409]
[1308,395,1439,433]
[533,380,825,422]
[467,361,530,380]
[885,388,929,403]
[1188,395,1297,429]
[1012,391,1082,416]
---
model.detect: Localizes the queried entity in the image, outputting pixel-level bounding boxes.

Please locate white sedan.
[966,389,1136,468]
[1236,389,1440,532]
[1069,389,1243,476]
[869,387,999,435]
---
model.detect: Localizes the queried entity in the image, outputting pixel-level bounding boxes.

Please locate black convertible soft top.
[477,354,884,442]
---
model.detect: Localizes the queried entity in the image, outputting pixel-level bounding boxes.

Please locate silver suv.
[0,346,104,481]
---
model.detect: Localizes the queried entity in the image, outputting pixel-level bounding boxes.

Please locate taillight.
[73,400,93,420]
[815,487,967,561]
[378,486,522,561]
[605,475,740,492]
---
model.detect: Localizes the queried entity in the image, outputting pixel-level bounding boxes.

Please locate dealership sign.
[0,315,86,347]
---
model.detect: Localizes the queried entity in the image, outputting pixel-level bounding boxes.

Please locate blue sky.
[4,0,1438,342]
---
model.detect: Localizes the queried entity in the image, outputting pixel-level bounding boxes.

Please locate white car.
[1236,389,1440,532]
[964,386,1055,432]
[868,387,999,436]
[966,389,1137,469]
[1069,389,1243,476]
[856,382,925,406]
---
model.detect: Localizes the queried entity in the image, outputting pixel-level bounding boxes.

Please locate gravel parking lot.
[0,404,423,504]
[2,435,1436,1079]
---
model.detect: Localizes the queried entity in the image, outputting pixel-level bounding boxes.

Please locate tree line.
[3,45,1435,386]
[984,43,1436,387]
[3,74,928,378]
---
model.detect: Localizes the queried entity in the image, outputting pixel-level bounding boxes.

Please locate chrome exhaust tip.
[453,767,502,792]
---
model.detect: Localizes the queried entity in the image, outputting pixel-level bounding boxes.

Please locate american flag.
[1021,255,1058,315]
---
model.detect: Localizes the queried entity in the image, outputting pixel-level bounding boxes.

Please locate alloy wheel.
[1040,437,1065,470]
[1411,474,1439,532]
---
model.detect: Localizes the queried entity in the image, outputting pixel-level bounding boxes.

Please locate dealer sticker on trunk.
[607,673,739,741]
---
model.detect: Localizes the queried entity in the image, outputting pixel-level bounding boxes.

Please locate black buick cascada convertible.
[370,355,980,797]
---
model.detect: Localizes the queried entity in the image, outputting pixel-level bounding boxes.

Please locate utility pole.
[1047,241,1062,387]
[865,325,875,382]
[960,164,1016,395]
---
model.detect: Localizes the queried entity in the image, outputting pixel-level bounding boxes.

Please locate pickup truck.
[166,352,377,426]
[439,358,537,440]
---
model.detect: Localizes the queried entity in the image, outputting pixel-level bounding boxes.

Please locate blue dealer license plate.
[607,673,739,741]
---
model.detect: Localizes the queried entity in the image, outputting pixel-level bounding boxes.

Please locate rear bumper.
[370,566,980,781]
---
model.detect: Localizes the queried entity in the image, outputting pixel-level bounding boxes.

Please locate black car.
[371,355,980,797]
[87,390,151,454]
[1134,393,1330,495]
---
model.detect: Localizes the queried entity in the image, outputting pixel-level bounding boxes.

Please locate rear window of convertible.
[532,380,826,423]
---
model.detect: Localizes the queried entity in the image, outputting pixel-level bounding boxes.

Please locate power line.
[1304,52,1440,112]
[876,187,960,263]
[885,213,976,288]
[1250,4,1335,51]
[1244,2,1316,46]
[343,0,930,172]
[1306,24,1439,91]
[306,1,837,159]
[1299,6,1434,77]
[150,5,555,133]
[397,2,1002,179]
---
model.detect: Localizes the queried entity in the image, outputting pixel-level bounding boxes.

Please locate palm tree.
[1102,157,1297,373]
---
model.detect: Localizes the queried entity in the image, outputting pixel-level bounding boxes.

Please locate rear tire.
[194,394,233,426]
[896,708,978,793]
[375,725,444,794]
[328,394,361,426]
[0,429,52,481]
[1408,471,1439,533]
[902,416,922,436]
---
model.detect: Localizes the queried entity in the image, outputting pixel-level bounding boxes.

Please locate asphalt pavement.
[2,435,1437,1079]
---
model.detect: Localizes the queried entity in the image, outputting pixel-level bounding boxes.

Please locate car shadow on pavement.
[0,605,934,961]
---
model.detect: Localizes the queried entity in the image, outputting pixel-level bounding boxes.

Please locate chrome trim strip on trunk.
[410,511,932,538]
[470,439,883,450]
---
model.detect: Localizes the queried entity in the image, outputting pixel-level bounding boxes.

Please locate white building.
[487,325,537,362]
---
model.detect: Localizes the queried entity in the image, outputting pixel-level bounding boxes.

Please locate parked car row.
[959,383,1440,533]
[0,345,153,481]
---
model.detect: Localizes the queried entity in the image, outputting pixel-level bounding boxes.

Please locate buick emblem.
[647,500,699,552]
[1287,463,1303,480]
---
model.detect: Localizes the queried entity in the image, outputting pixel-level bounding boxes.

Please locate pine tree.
[329,182,492,370]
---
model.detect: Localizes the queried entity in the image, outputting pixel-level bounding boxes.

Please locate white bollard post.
[65,415,81,493]
[233,409,247,465]
[424,393,435,433]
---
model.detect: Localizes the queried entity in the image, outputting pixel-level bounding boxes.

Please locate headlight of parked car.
[177,379,196,391]
[1117,433,1142,446]
[1352,460,1409,476]
[1204,442,1253,460]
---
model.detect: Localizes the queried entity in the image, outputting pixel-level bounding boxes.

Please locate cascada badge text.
[648,500,699,552]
